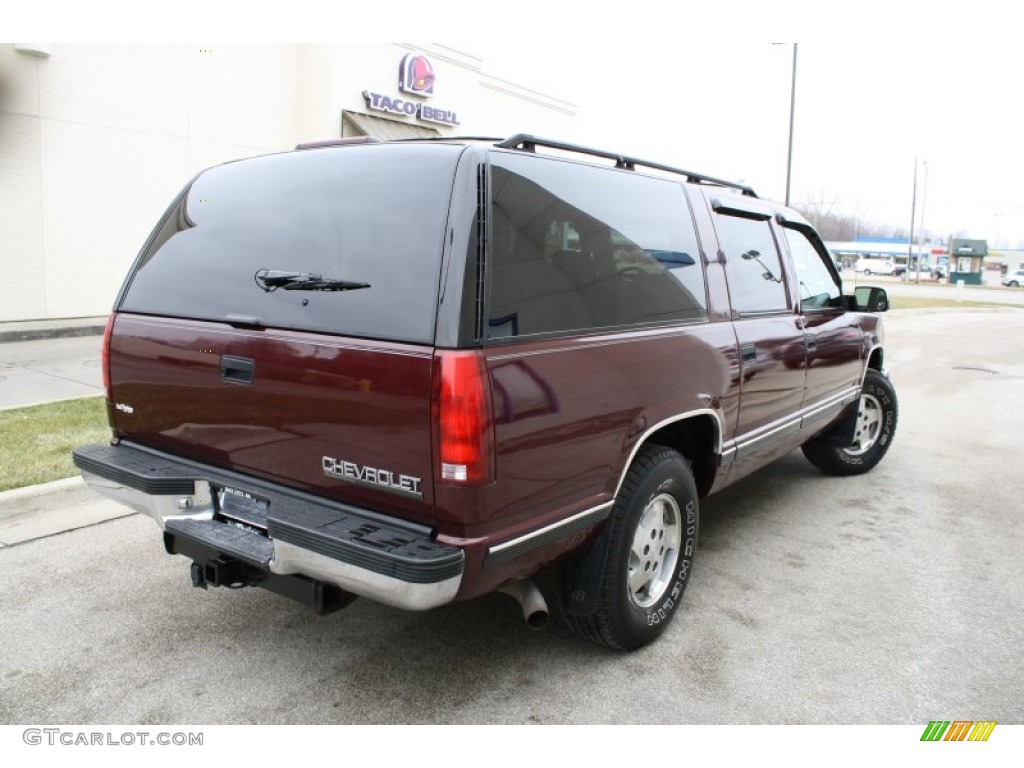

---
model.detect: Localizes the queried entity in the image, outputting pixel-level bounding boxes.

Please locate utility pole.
[916,160,929,284]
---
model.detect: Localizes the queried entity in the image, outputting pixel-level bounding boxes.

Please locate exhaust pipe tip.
[499,580,549,630]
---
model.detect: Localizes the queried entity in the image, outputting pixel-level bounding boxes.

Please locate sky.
[487,42,1024,248]
[12,3,1024,247]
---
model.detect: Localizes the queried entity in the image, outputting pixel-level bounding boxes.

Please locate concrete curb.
[0,475,84,503]
[0,324,106,343]
[0,475,135,548]
[0,317,107,344]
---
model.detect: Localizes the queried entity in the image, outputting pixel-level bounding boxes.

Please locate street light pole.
[908,157,918,282]
[916,160,929,284]
[785,44,798,207]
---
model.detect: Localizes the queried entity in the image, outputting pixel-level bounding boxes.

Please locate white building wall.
[1,46,47,321]
[3,43,564,323]
[0,44,325,321]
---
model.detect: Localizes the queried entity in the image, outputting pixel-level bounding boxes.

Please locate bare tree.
[794,188,837,232]
[794,190,920,243]
[794,190,859,240]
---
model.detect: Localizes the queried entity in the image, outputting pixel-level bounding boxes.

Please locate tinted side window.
[487,153,707,338]
[119,145,462,343]
[782,226,842,310]
[716,213,790,315]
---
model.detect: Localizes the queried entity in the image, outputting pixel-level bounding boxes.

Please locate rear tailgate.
[108,314,436,524]
[104,143,468,526]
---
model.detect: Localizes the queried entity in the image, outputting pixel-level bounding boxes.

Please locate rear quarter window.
[119,144,463,343]
[714,212,790,315]
[486,152,708,339]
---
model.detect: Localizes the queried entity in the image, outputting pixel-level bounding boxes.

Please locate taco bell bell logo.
[399,53,436,97]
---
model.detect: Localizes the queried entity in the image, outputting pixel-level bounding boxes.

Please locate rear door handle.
[220,355,255,385]
[740,343,757,363]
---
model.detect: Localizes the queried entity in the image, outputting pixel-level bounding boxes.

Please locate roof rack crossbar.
[495,133,757,197]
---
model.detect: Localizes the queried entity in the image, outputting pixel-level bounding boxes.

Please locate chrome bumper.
[77,450,463,613]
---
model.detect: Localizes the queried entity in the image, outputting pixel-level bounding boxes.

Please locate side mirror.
[851,286,889,312]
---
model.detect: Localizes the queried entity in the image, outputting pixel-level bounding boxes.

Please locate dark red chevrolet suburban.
[74,134,897,650]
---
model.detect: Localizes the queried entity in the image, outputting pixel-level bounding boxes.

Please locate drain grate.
[953,365,1000,375]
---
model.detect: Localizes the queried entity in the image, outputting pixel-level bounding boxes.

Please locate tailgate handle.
[220,356,255,385]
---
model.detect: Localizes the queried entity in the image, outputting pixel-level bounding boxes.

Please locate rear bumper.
[73,442,463,611]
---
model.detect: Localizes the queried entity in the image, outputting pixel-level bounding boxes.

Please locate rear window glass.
[119,144,462,343]
[487,152,707,339]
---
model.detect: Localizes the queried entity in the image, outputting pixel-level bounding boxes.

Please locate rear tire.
[802,369,898,475]
[560,446,699,651]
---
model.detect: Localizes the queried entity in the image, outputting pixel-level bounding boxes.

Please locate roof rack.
[295,137,382,150]
[391,135,506,144]
[495,133,757,197]
[298,132,757,197]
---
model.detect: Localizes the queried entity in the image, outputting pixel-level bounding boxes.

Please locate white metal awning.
[342,111,441,141]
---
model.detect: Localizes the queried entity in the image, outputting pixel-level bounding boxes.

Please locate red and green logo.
[920,721,997,741]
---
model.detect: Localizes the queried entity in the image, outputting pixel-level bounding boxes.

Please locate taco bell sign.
[362,52,461,127]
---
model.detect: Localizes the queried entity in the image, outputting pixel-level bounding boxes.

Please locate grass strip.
[887,296,1009,310]
[0,397,109,492]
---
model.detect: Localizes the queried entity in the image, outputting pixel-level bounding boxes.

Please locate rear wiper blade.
[254,269,370,293]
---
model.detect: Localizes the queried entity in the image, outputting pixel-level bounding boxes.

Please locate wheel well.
[643,415,717,497]
[868,347,884,372]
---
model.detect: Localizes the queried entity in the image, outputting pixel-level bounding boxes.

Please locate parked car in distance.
[900,263,945,280]
[1002,268,1024,287]
[855,259,896,276]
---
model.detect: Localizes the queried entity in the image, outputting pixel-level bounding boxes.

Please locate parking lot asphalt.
[1,309,1022,725]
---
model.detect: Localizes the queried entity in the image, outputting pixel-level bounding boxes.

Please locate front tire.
[802,369,898,475]
[561,446,699,651]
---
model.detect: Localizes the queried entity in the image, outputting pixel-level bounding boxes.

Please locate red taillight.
[101,313,115,399]
[433,350,494,485]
